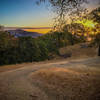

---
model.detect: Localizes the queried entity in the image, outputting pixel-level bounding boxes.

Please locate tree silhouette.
[91,7,100,56]
[36,0,88,29]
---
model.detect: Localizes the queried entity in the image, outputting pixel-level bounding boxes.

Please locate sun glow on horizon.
[76,19,97,28]
[23,28,52,34]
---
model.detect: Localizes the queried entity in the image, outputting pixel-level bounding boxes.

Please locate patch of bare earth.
[31,67,100,100]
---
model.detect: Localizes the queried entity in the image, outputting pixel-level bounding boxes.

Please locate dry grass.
[59,43,97,59]
[0,63,34,73]
[31,67,100,100]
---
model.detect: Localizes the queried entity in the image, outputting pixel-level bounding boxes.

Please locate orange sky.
[23,28,52,34]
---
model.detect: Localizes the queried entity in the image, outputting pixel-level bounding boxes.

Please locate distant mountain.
[7,29,43,38]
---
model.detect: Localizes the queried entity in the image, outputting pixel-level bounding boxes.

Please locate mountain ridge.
[7,29,43,38]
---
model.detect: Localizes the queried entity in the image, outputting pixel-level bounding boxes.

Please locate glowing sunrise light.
[23,28,51,34]
[76,19,97,28]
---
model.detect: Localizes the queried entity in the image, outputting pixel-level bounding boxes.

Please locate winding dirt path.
[0,57,100,100]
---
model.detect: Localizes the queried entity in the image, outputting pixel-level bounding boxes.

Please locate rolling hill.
[7,29,43,38]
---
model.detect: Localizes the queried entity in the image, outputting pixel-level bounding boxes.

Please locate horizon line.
[5,27,52,30]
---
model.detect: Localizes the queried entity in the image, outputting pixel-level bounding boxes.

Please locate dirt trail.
[0,57,100,100]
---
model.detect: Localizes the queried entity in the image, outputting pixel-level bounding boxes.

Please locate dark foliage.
[93,33,100,56]
[0,31,82,65]
[91,7,100,56]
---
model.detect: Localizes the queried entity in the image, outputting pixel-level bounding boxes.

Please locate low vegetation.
[0,30,83,65]
[0,28,100,65]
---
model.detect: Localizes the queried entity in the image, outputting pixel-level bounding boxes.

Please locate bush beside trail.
[0,31,82,65]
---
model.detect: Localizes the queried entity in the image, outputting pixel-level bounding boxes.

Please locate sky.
[0,0,53,28]
[0,0,100,33]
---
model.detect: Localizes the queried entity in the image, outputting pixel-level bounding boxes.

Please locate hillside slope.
[0,57,100,100]
[59,43,97,59]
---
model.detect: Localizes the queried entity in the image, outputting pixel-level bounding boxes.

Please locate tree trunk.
[98,44,100,56]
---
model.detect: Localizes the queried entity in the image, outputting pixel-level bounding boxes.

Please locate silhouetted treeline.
[0,31,84,65]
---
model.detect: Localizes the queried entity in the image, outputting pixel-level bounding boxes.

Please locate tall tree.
[91,7,100,56]
[37,0,88,29]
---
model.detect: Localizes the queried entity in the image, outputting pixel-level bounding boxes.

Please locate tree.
[93,33,100,56]
[91,7,100,23]
[37,0,88,29]
[0,25,4,31]
[17,37,41,62]
[0,31,17,65]
[63,23,86,41]
[91,7,100,56]
[37,40,49,60]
